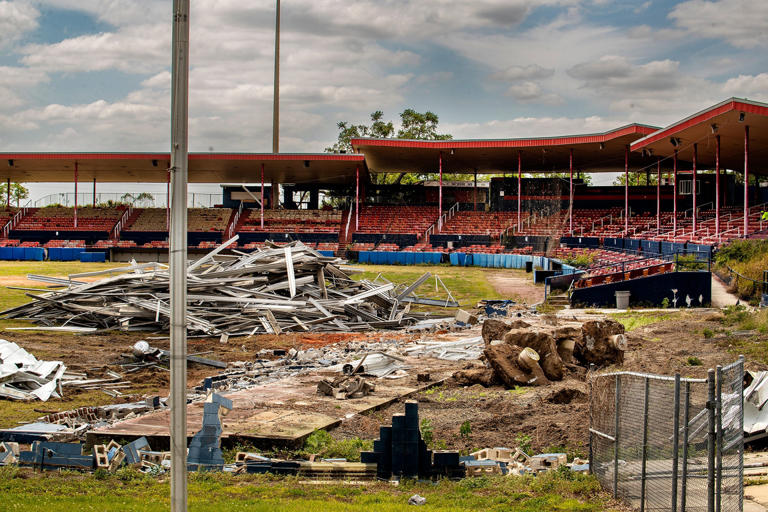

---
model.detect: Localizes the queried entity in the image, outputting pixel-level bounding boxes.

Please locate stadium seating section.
[125,208,232,232]
[15,206,125,231]
[356,206,438,235]
[238,209,341,233]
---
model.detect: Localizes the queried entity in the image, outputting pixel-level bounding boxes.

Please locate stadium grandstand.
[0,98,765,291]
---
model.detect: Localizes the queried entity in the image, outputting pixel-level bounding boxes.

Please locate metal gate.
[589,358,744,511]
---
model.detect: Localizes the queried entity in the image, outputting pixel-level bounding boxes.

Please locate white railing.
[110,205,133,241]
[1,201,32,238]
[436,202,460,232]
[32,192,221,209]
[225,201,245,239]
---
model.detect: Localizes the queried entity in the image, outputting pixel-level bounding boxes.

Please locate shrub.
[459,421,472,439]
[687,356,703,366]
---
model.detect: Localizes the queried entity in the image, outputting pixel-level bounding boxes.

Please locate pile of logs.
[454,318,627,387]
[1,239,454,337]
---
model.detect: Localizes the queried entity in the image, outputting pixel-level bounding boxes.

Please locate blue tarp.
[80,252,106,263]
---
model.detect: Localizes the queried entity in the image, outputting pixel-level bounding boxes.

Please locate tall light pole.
[272,0,280,153]
[169,1,190,511]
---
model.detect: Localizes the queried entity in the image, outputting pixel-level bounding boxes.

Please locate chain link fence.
[589,358,744,511]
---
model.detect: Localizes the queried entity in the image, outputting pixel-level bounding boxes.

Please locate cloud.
[669,0,768,48]
[722,73,768,102]
[0,1,39,47]
[567,56,681,94]
[492,64,554,81]
[444,115,620,139]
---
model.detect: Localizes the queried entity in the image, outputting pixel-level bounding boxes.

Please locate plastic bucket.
[615,290,631,309]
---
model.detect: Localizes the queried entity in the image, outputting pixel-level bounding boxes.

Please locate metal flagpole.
[170,1,190,511]
[272,0,280,153]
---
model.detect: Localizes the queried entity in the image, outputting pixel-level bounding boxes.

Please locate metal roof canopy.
[631,98,768,173]
[351,124,658,174]
[0,153,365,184]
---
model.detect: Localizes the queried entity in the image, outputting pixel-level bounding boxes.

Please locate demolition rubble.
[1,239,456,336]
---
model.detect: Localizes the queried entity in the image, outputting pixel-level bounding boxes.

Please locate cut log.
[452,368,499,387]
[501,329,564,381]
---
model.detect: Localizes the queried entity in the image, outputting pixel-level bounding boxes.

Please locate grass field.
[0,468,621,512]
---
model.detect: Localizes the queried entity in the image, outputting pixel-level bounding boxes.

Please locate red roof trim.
[631,99,768,151]
[351,124,657,150]
[0,152,364,162]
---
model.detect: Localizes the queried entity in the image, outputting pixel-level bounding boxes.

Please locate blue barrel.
[0,247,12,260]
[450,253,459,266]
[464,253,473,266]
[431,252,442,264]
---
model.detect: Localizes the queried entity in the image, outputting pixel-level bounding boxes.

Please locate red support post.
[692,143,697,234]
[260,163,265,230]
[517,150,522,231]
[715,135,720,237]
[745,125,750,237]
[656,159,661,232]
[624,146,629,235]
[355,165,360,232]
[74,161,78,229]
[673,150,678,234]
[569,148,574,235]
[438,152,443,230]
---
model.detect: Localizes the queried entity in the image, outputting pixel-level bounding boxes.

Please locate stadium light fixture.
[739,112,746,122]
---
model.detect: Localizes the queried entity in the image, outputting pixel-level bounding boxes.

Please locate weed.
[703,328,714,339]
[661,297,670,309]
[515,433,533,455]
[420,419,433,446]
[459,420,472,439]
[687,356,703,366]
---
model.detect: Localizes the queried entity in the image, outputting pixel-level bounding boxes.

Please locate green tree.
[0,182,29,208]
[396,109,452,140]
[613,172,657,186]
[324,110,394,153]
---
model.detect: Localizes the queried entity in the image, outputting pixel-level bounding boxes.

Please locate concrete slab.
[747,484,768,507]
[88,357,453,446]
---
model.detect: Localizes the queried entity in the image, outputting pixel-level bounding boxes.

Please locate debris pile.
[458,318,627,388]
[1,239,456,336]
[0,339,66,401]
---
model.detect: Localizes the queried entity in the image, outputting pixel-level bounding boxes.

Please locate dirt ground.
[486,270,543,304]
[334,309,764,455]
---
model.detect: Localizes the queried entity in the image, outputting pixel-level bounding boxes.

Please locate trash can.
[615,290,631,309]
[525,261,533,273]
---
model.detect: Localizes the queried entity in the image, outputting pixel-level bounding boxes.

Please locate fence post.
[681,381,691,512]
[715,365,723,512]
[640,376,650,512]
[672,374,681,512]
[613,374,621,498]
[707,368,716,512]
[739,355,745,512]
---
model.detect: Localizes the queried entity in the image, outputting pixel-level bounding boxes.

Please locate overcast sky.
[1,0,767,200]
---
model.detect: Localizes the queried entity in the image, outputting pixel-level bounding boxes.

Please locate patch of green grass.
[0,260,111,278]
[686,356,703,366]
[0,468,618,511]
[351,264,511,308]
[609,311,677,332]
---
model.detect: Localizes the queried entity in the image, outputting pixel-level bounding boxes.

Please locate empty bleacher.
[238,209,341,233]
[15,206,124,231]
[439,210,517,237]
[125,208,231,232]
[356,206,438,235]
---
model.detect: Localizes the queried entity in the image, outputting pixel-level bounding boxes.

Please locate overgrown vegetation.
[610,311,676,332]
[561,250,596,268]
[714,239,768,302]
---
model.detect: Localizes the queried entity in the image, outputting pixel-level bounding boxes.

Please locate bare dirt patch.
[485,271,543,304]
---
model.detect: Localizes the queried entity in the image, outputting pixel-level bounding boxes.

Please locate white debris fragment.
[0,339,66,401]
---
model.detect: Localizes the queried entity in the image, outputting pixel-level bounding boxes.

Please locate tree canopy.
[0,182,29,208]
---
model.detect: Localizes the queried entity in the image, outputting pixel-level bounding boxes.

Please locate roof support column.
[745,125,750,237]
[673,150,678,234]
[260,163,265,230]
[517,150,522,232]
[656,159,661,232]
[74,161,78,229]
[355,165,360,232]
[6,177,9,209]
[692,143,697,234]
[715,135,720,237]
[569,148,574,236]
[92,178,96,207]
[438,151,443,231]
[624,146,629,235]
[473,170,477,212]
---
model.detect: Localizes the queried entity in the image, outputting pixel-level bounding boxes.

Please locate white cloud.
[444,115,620,139]
[670,0,768,48]
[722,74,768,102]
[0,1,39,47]
[492,64,554,81]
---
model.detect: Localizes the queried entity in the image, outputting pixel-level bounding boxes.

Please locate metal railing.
[590,359,744,512]
[225,201,245,240]
[32,192,221,209]
[1,205,30,238]
[110,205,133,240]
[436,202,460,232]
